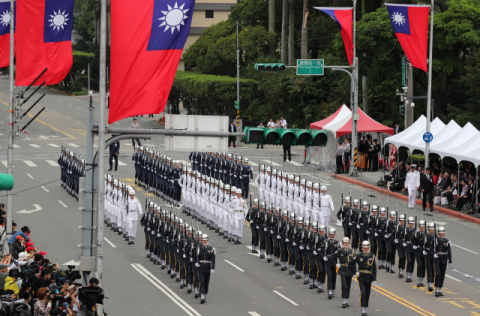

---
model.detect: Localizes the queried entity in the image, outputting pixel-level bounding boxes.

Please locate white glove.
[270,230,274,234]
[210,269,215,274]
[374,233,378,237]
[299,246,304,250]
[394,239,398,244]
[356,272,360,278]
[264,228,268,232]
[190,258,194,262]
[313,251,318,255]
[256,226,260,229]
[292,242,296,246]
[357,225,360,229]
[195,263,200,268]
[372,281,376,285]
[413,245,417,250]
[385,234,389,238]
[277,235,282,239]
[183,254,186,258]
[448,263,453,269]
[147,228,151,231]
[285,238,289,242]
[324,256,328,262]
[366,230,370,234]
[177,249,180,253]
[349,222,353,226]
[250,220,254,223]
[423,251,427,256]
[403,243,407,247]
[434,253,439,258]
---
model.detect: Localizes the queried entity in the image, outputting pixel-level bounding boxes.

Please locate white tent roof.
[384,115,426,148]
[402,118,445,152]
[456,137,480,167]
[322,105,352,138]
[432,122,479,160]
[410,120,461,153]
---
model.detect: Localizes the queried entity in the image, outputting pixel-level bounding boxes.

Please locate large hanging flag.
[315,7,353,65]
[109,0,195,124]
[0,0,14,68]
[16,0,74,86]
[386,4,430,72]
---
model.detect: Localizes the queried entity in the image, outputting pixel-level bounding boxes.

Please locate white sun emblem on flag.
[48,10,69,31]
[159,2,189,34]
[391,12,406,26]
[0,10,10,27]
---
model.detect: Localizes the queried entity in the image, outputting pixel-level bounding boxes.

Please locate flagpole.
[350,0,358,177]
[6,0,15,248]
[425,0,434,169]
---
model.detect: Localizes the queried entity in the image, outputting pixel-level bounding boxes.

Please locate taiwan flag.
[386,4,430,72]
[16,0,74,86]
[109,0,195,124]
[0,0,14,68]
[315,7,353,65]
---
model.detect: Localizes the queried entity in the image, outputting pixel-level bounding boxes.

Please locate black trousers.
[274,237,280,257]
[434,260,447,288]
[251,226,259,247]
[342,225,351,239]
[314,258,326,283]
[371,155,378,171]
[423,189,434,211]
[294,248,303,271]
[228,136,236,147]
[308,253,316,279]
[426,257,435,283]
[302,250,309,275]
[193,266,200,288]
[199,271,211,295]
[185,261,193,284]
[259,231,266,250]
[359,281,372,307]
[351,228,359,250]
[280,242,288,263]
[283,145,291,161]
[287,244,295,265]
[415,254,426,278]
[266,235,273,255]
[397,248,406,269]
[109,153,118,170]
[344,153,351,173]
[377,239,386,261]
[340,273,352,299]
[179,258,185,279]
[336,155,344,173]
[406,251,415,273]
[325,263,337,290]
[369,237,377,257]
[386,242,396,266]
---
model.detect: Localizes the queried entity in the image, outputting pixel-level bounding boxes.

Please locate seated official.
[455,179,472,210]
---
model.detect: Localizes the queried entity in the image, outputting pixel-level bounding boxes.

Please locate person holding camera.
[11,236,26,260]
[34,287,53,316]
[33,269,52,298]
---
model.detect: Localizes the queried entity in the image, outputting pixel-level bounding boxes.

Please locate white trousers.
[319,214,330,229]
[258,186,265,203]
[269,192,276,208]
[127,220,138,237]
[311,210,320,223]
[234,214,244,237]
[408,189,417,207]
[282,197,288,210]
[265,190,271,207]
[228,212,235,234]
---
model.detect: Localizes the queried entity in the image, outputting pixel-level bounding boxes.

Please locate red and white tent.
[310,104,394,138]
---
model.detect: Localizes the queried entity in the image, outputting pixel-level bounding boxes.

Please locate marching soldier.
[358,201,369,244]
[279,210,289,271]
[348,240,377,316]
[286,213,296,274]
[273,208,282,265]
[195,233,216,304]
[404,217,416,283]
[337,196,352,239]
[350,199,360,251]
[241,158,253,199]
[293,216,304,279]
[304,182,313,221]
[375,207,387,269]
[246,199,260,253]
[299,220,311,284]
[193,231,202,298]
[424,222,436,292]
[313,225,327,292]
[265,167,272,207]
[328,236,355,308]
[367,205,378,256]
[434,226,452,297]
[184,226,195,293]
[255,165,266,204]
[324,227,341,299]
[307,222,318,288]
[385,211,397,273]
[258,202,268,258]
[231,188,248,244]
[319,185,334,229]
[126,188,143,245]
[414,220,426,287]
[396,214,406,278]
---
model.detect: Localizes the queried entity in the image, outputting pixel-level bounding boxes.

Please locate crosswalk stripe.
[123,142,133,146]
[262,160,282,167]
[248,161,259,167]
[1,161,7,168]
[13,144,20,148]
[118,161,127,166]
[287,161,304,167]
[250,182,257,188]
[48,144,60,148]
[29,144,41,148]
[46,160,59,167]
[67,143,79,148]
[24,160,37,167]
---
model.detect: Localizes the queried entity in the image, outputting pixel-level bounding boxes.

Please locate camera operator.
[34,287,53,316]
[12,291,33,316]
[55,296,75,316]
[76,277,103,316]
[33,269,52,298]
[65,283,81,314]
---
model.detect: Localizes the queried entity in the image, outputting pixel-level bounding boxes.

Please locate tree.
[73,0,95,42]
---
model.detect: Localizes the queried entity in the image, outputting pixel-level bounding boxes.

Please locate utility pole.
[88,63,90,93]
[351,0,359,177]
[236,22,240,132]
[6,0,15,244]
[288,0,294,65]
[281,0,287,63]
[424,0,434,169]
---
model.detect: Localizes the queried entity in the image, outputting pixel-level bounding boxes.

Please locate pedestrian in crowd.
[228,120,237,148]
[5,270,20,297]
[267,119,275,128]
[108,137,120,171]
[0,218,6,257]
[256,122,264,149]
[11,236,25,260]
[283,143,291,162]
[131,118,142,147]
[280,116,287,128]
[343,139,351,174]
[88,89,93,107]
[395,122,403,134]
[369,139,380,172]
[34,288,53,316]
[421,167,434,214]
[335,140,344,174]
[8,226,30,248]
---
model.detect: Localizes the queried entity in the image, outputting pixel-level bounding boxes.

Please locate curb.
[331,174,480,226]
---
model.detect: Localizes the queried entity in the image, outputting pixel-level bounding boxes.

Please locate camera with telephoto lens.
[53,265,81,286]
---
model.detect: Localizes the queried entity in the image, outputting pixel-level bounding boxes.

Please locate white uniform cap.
[320,185,327,191]
[236,188,242,194]
[313,183,320,189]
[128,189,135,195]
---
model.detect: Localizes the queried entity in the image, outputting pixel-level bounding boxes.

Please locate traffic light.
[234,101,240,110]
[243,127,328,146]
[254,63,286,72]
[0,173,14,191]
[400,104,405,116]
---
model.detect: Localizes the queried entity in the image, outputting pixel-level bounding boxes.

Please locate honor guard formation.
[57,146,455,314]
[58,146,86,201]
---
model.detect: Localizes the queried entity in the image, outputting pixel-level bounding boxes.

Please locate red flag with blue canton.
[0,0,14,68]
[16,0,74,86]
[386,4,430,72]
[314,7,353,65]
[109,0,195,124]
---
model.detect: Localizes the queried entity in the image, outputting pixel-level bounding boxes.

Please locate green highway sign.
[297,59,324,76]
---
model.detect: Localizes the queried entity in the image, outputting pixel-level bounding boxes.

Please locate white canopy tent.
[384,115,426,148]
[456,138,480,167]
[433,123,479,160]
[425,120,462,154]
[395,118,445,152]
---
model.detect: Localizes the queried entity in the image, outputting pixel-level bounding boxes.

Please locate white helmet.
[307,181,312,188]
[261,164,265,171]
[295,177,300,183]
[266,166,271,173]
[225,184,231,190]
[236,188,242,194]
[231,186,237,192]
[329,227,336,235]
[342,237,350,244]
[313,183,320,189]
[320,185,327,191]
[288,175,294,180]
[128,188,135,195]
[273,169,277,175]
[301,179,306,185]
[244,158,248,163]
[114,179,119,186]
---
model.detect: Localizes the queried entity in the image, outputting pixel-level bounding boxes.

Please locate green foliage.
[73,0,95,42]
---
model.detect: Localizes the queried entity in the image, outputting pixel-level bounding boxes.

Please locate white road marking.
[248,312,261,316]
[123,142,133,146]
[58,200,68,208]
[26,173,33,179]
[245,246,260,257]
[452,244,478,255]
[224,260,245,272]
[24,160,37,167]
[59,100,63,103]
[118,161,127,166]
[68,104,72,106]
[132,263,201,316]
[0,121,3,124]
[67,143,79,147]
[287,161,304,167]
[262,160,282,167]
[104,237,117,248]
[248,161,259,167]
[29,144,41,148]
[1,161,7,168]
[41,186,49,192]
[46,160,59,167]
[445,274,462,282]
[250,182,257,188]
[273,290,298,306]
[17,204,42,214]
[13,144,20,148]
[76,107,81,110]
[48,144,60,147]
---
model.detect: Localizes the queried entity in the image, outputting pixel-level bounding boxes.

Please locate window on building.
[205,10,214,18]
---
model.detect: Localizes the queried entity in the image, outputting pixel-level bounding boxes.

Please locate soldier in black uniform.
[424,222,436,292]
[286,213,296,275]
[306,222,317,289]
[176,220,186,285]
[272,208,282,266]
[385,211,397,273]
[184,226,195,293]
[293,217,304,279]
[265,205,276,262]
[395,214,407,278]
[159,210,168,268]
[414,220,426,287]
[246,199,260,254]
[375,208,387,269]
[193,231,202,298]
[152,206,161,265]
[313,225,327,292]
[434,226,452,297]
[358,201,369,244]
[324,227,341,299]
[257,202,267,258]
[195,233,216,304]
[367,205,378,257]
[279,210,289,271]
[348,240,377,316]
[299,220,311,284]
[350,199,360,251]
[337,196,352,239]
[404,217,417,282]
[328,236,355,308]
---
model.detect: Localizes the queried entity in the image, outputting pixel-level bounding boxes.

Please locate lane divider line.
[272,290,298,306]
[103,237,117,248]
[224,260,245,272]
[58,200,68,208]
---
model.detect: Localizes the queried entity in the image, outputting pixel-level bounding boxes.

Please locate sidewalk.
[330,170,480,225]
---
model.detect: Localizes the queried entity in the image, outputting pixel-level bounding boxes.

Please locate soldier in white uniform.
[304,182,313,221]
[312,183,320,223]
[296,179,305,217]
[319,185,334,228]
[265,167,272,207]
[209,179,218,229]
[229,188,248,244]
[276,171,283,208]
[222,185,232,238]
[179,167,187,212]
[255,165,266,204]
[288,175,295,213]
[270,169,277,208]
[216,183,224,233]
[127,188,143,244]
[227,186,237,241]
[196,174,203,220]
[281,173,289,210]
[405,165,420,208]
